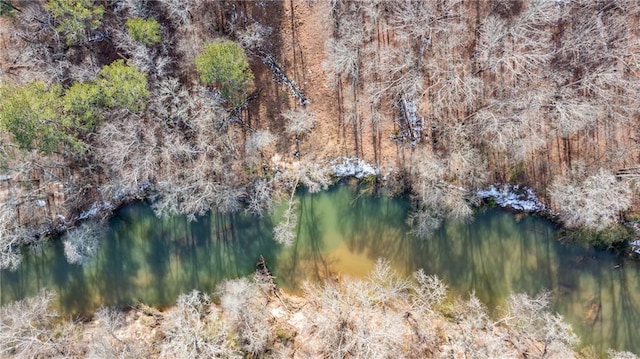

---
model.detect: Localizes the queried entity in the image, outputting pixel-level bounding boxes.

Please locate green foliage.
[195,40,254,107]
[126,17,162,46]
[62,60,149,123]
[45,0,104,45]
[96,59,149,112]
[0,1,18,16]
[63,81,102,129]
[0,82,83,153]
[0,61,147,153]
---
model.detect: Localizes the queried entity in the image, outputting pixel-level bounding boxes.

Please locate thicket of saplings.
[4,258,635,359]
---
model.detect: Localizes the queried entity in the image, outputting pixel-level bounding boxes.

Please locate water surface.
[2,184,639,354]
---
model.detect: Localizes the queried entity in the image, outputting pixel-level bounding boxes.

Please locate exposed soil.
[270,0,400,168]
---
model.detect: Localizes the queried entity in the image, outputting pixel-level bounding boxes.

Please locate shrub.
[62,81,102,129]
[125,17,162,46]
[96,59,149,112]
[0,82,84,152]
[45,0,104,45]
[195,40,253,107]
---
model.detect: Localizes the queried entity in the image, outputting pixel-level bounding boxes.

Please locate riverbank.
[18,159,640,272]
[6,184,640,354]
[4,259,605,358]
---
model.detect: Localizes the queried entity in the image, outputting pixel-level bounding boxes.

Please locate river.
[1,183,640,354]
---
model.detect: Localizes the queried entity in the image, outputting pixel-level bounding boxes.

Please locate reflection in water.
[1,205,277,314]
[2,184,640,354]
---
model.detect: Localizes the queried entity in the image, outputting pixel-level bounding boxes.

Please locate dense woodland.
[1,0,640,267]
[2,0,640,356]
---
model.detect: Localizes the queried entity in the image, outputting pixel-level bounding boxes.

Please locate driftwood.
[258,50,310,106]
[255,255,277,293]
[255,255,289,309]
[394,95,424,146]
[616,167,640,178]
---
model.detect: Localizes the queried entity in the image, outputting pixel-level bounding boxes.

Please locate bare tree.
[156,0,196,26]
[475,89,549,160]
[411,269,447,314]
[217,277,272,356]
[272,160,332,246]
[406,151,473,239]
[273,196,298,246]
[0,289,79,358]
[160,290,241,358]
[444,293,508,358]
[5,3,66,84]
[283,109,315,138]
[550,168,632,231]
[476,1,558,83]
[246,130,276,156]
[323,12,363,85]
[246,179,274,216]
[428,62,482,121]
[245,130,276,170]
[237,22,271,50]
[62,221,103,266]
[497,292,578,358]
[86,306,150,358]
[110,29,154,74]
[550,90,601,137]
[300,258,408,358]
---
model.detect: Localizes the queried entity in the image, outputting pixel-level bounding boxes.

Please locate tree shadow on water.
[337,191,412,267]
[277,193,334,289]
[1,241,59,305]
[92,209,143,311]
[574,260,640,355]
[182,210,279,295]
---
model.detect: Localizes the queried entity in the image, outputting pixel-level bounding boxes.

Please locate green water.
[2,184,640,354]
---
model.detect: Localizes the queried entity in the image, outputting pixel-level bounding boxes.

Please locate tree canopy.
[45,0,104,45]
[195,40,253,107]
[96,59,149,112]
[0,61,148,154]
[126,17,162,46]
[63,81,102,129]
[0,82,81,153]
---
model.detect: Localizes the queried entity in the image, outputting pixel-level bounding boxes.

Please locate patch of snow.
[477,184,546,212]
[35,199,46,207]
[78,201,114,220]
[333,157,378,179]
[270,307,286,319]
[630,239,640,254]
[113,182,151,201]
[289,312,306,329]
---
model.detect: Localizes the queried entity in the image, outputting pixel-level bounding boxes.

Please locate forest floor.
[274,0,400,170]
